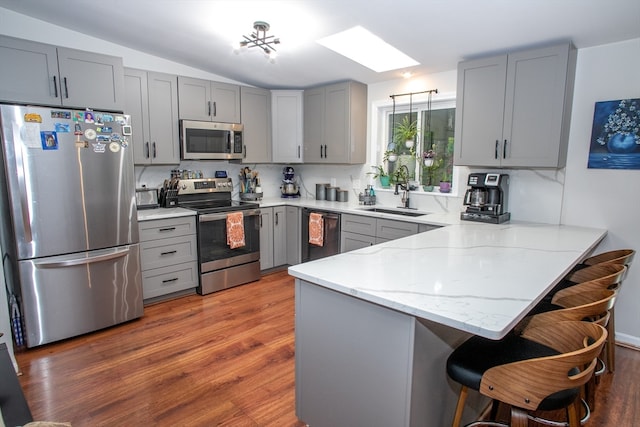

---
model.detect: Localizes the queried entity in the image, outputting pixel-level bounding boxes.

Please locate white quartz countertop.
[137,207,196,221]
[288,222,606,340]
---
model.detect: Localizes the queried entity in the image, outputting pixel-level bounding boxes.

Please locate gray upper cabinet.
[0,35,124,111]
[454,43,576,168]
[241,86,272,163]
[125,69,180,165]
[272,90,304,163]
[303,81,367,164]
[178,76,240,123]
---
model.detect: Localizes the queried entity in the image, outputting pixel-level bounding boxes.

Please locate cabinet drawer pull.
[160,250,177,256]
[158,227,176,232]
[162,278,179,284]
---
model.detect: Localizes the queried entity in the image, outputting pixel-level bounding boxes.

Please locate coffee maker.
[461,173,510,224]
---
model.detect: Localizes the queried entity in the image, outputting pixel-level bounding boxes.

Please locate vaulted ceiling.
[1,0,638,89]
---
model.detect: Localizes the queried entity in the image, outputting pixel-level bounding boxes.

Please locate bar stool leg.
[451,385,468,427]
[607,306,616,372]
[511,407,528,427]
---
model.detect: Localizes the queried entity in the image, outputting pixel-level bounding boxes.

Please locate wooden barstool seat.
[581,249,635,268]
[447,321,607,427]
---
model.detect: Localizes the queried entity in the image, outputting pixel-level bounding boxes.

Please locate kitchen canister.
[325,186,337,201]
[337,190,349,202]
[316,183,329,200]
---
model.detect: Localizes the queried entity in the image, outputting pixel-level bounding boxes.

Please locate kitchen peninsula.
[288,222,606,427]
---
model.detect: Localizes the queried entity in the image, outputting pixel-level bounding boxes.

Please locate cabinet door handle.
[243,144,247,159]
[297,145,301,159]
[324,144,328,158]
[213,101,217,117]
[160,250,177,256]
[495,140,499,159]
[153,142,157,158]
[162,278,179,284]
[145,142,150,158]
[63,77,69,98]
[503,139,507,159]
[53,76,58,98]
[260,215,263,228]
[275,212,279,226]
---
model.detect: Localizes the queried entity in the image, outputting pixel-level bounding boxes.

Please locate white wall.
[560,39,640,346]
[1,7,638,345]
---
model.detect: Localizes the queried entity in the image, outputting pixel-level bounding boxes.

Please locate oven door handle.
[198,208,261,223]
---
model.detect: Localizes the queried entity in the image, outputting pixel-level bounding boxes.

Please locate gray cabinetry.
[125,69,180,165]
[286,206,301,265]
[178,76,240,123]
[139,216,198,301]
[272,90,304,163]
[260,206,288,270]
[241,86,272,163]
[303,81,367,164]
[259,208,274,270]
[340,213,421,252]
[0,35,124,111]
[454,43,576,168]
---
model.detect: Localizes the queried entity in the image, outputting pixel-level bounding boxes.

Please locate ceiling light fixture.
[239,21,280,59]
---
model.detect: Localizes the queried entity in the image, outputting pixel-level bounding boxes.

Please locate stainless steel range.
[176,178,261,295]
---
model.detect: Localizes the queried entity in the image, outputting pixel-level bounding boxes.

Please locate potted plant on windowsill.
[369,165,391,188]
[439,171,452,193]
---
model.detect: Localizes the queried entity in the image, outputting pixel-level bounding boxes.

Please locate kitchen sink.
[359,207,428,217]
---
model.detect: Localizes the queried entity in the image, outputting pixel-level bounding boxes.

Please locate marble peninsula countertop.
[288,221,607,340]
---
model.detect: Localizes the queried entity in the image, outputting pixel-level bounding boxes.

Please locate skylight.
[317,26,419,73]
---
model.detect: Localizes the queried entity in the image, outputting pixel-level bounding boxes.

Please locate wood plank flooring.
[15,269,640,426]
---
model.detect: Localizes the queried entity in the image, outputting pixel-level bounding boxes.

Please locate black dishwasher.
[301,208,341,262]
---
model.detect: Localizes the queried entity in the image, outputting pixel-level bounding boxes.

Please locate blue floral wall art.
[588,98,640,169]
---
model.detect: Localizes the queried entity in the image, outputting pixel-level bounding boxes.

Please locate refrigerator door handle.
[33,247,131,268]
[16,142,33,243]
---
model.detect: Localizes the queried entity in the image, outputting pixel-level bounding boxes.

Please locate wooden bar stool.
[529,263,625,315]
[447,321,607,427]
[581,249,635,268]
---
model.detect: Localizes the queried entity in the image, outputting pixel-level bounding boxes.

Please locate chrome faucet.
[394,164,411,209]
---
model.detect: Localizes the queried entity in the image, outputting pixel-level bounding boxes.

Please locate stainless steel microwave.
[180,120,244,160]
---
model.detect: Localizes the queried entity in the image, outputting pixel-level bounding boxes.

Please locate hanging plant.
[394,116,418,147]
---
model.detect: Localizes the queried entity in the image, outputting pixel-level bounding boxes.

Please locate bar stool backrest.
[480,321,607,411]
[583,249,635,267]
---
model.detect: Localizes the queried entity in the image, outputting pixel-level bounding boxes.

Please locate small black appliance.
[461,173,510,224]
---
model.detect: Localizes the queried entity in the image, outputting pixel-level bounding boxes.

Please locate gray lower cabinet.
[241,86,272,163]
[0,35,124,111]
[454,42,576,167]
[341,214,423,252]
[286,206,301,265]
[125,69,180,164]
[259,206,287,270]
[139,216,198,301]
[178,76,240,123]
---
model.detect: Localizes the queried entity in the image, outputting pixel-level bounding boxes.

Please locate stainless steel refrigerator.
[0,104,142,347]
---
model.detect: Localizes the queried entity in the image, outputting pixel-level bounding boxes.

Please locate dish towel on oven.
[308,212,324,247]
[226,211,245,249]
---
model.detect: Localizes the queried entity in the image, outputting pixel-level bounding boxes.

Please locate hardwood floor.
[15,269,640,426]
